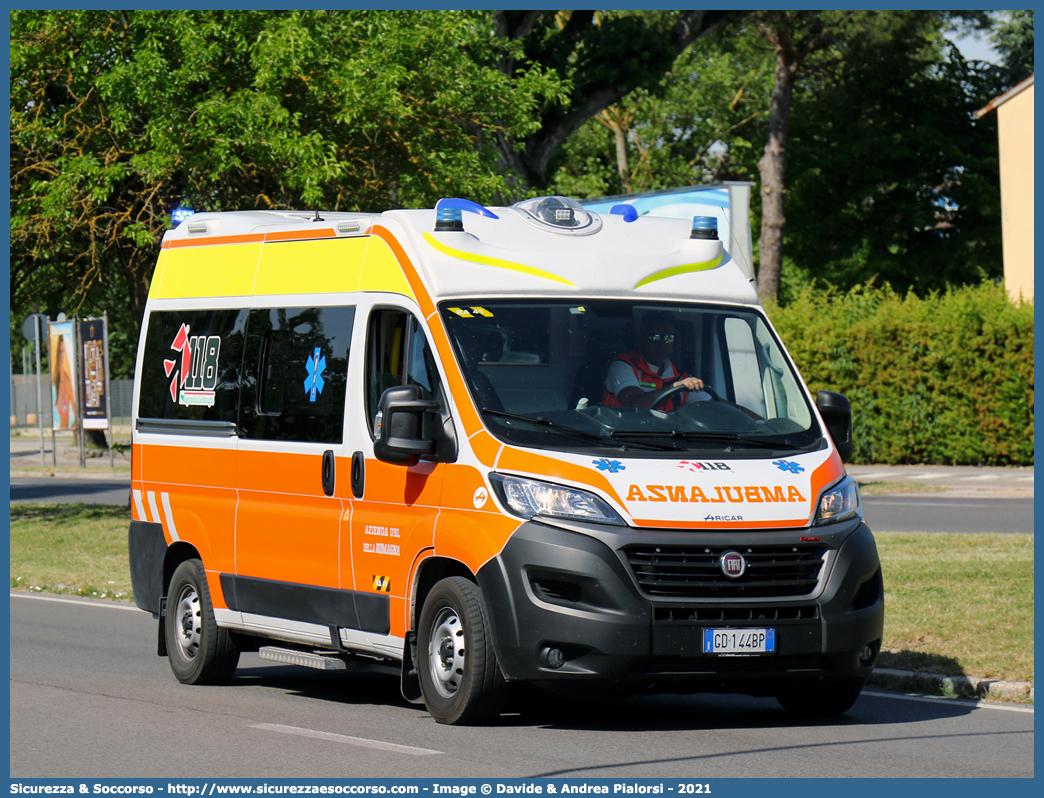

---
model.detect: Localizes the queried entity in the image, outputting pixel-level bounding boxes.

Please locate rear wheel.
[417,577,506,725]
[165,559,240,685]
[776,677,864,716]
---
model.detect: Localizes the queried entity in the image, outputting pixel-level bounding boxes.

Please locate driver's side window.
[365,308,440,435]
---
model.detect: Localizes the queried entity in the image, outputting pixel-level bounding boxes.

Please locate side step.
[258,646,400,677]
[260,646,347,670]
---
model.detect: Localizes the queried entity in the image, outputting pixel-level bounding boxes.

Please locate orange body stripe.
[496,447,625,508]
[164,233,265,249]
[263,228,337,242]
[370,225,484,438]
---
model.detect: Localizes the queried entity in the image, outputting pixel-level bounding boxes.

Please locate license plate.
[703,628,775,654]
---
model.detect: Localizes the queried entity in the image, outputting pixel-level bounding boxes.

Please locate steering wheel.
[646,383,690,410]
[647,383,722,410]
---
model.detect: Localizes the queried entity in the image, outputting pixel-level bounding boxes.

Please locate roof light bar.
[434,198,499,232]
[690,216,719,240]
[171,207,194,227]
[609,204,638,223]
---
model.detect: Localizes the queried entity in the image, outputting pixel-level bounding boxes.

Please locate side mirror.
[373,384,438,466]
[816,390,854,464]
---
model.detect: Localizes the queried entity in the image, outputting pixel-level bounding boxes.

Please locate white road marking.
[850,471,896,480]
[249,723,442,755]
[908,474,946,480]
[960,475,1002,481]
[10,592,139,611]
[862,501,987,508]
[863,690,1034,713]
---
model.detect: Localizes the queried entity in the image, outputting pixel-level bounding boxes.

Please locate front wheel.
[164,558,240,685]
[776,677,864,717]
[417,577,506,725]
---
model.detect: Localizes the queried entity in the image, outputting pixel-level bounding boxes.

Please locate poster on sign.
[80,318,110,430]
[48,321,78,431]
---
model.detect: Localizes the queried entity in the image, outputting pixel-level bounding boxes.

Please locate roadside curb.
[869,667,1034,704]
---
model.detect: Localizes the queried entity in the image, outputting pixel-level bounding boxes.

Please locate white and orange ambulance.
[129,196,883,724]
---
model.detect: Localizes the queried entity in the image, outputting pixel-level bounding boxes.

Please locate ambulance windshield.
[440,300,823,455]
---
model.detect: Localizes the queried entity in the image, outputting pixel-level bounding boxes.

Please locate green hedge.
[766,281,1034,465]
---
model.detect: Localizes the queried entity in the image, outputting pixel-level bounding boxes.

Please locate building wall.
[997,84,1034,304]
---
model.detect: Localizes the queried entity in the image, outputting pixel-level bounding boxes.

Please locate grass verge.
[856,481,945,496]
[9,505,1035,686]
[875,532,1034,684]
[10,503,134,601]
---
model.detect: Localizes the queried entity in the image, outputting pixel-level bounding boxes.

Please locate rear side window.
[239,306,355,444]
[138,309,248,424]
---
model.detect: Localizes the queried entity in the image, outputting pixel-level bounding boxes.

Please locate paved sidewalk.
[9,429,131,477]
[846,463,1033,498]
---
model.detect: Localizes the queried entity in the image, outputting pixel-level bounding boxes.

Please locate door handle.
[351,451,365,499]
[322,450,335,497]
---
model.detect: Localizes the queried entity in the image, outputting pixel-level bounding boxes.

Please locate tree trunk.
[757,40,799,304]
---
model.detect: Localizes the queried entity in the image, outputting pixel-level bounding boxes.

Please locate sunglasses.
[644,334,675,343]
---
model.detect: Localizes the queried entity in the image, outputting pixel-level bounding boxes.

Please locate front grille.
[654,605,818,623]
[642,654,828,674]
[626,545,826,598]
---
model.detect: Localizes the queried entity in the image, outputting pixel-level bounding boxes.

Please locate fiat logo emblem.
[719,551,746,578]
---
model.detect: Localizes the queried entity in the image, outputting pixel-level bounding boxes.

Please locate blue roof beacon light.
[171,207,194,227]
[690,215,719,240]
[609,204,638,223]
[434,197,499,232]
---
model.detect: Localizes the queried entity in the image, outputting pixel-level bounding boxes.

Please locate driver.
[602,310,708,411]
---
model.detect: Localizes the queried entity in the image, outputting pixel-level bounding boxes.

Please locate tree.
[781,20,1003,296]
[547,32,772,198]
[990,9,1034,86]
[486,10,737,191]
[751,10,909,303]
[10,10,566,372]
[544,11,1003,301]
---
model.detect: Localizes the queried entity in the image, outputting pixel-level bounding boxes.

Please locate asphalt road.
[11,476,131,505]
[861,495,1034,535]
[9,593,1034,779]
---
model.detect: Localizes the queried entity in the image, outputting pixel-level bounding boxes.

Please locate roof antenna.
[312,210,324,222]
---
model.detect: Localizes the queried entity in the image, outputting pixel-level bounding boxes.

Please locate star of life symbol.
[593,458,625,473]
[304,347,326,402]
[772,459,805,474]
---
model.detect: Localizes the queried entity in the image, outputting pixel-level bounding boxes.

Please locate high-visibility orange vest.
[602,350,690,411]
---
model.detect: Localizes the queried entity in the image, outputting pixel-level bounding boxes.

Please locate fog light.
[860,645,874,665]
[544,648,565,670]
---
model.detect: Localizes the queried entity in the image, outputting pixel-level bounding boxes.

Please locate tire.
[417,577,507,725]
[776,677,864,717]
[164,559,240,685]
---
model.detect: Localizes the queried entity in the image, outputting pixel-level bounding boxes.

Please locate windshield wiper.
[481,409,609,443]
[480,409,675,450]
[609,430,806,452]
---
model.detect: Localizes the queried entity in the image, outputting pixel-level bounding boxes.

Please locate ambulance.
[128,195,883,725]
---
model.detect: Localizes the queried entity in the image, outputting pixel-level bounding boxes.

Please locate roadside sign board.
[80,318,110,430]
[21,312,48,343]
[48,320,78,431]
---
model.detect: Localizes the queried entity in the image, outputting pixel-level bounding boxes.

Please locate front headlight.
[814,475,861,525]
[490,473,625,526]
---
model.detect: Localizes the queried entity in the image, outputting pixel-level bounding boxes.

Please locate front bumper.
[476,516,883,694]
